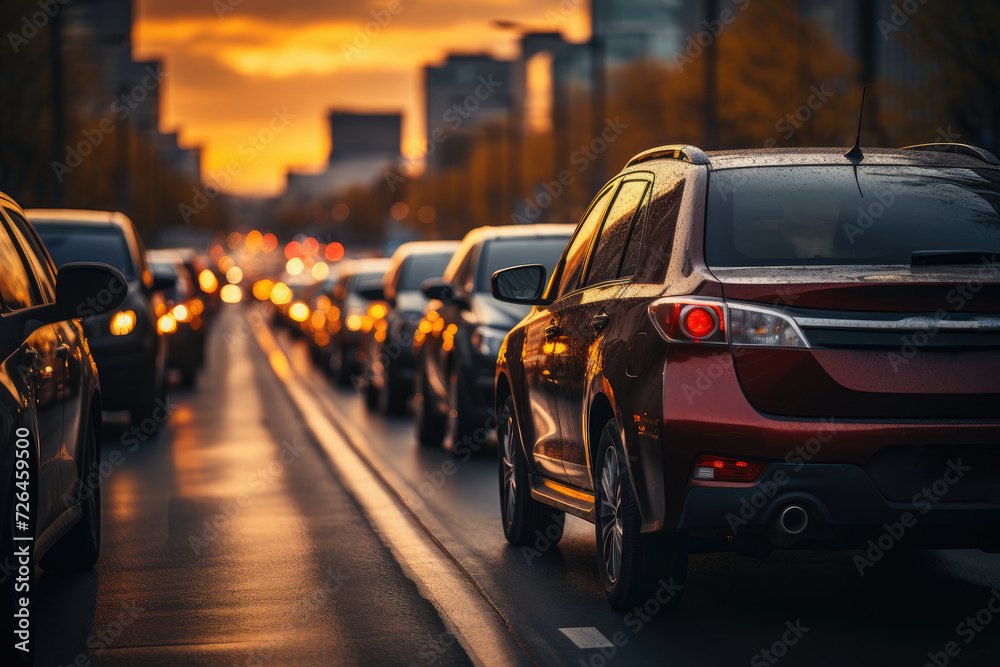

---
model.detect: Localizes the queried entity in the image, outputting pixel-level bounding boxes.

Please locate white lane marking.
[251,319,527,667]
[559,627,614,649]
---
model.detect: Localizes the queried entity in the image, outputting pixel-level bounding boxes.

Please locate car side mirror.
[57,263,129,318]
[0,263,127,357]
[357,280,386,303]
[421,278,468,308]
[491,264,551,306]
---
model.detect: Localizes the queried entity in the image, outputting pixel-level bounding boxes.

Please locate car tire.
[595,418,687,611]
[330,344,355,387]
[415,367,446,448]
[447,364,477,453]
[39,422,101,574]
[377,367,409,416]
[499,396,565,546]
[130,379,162,433]
[363,376,380,411]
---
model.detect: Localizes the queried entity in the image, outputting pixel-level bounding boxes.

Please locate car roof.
[25,208,135,230]
[460,223,576,244]
[391,240,460,259]
[623,146,1000,174]
[337,257,391,277]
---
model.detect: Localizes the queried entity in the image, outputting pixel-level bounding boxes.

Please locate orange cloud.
[135,0,589,195]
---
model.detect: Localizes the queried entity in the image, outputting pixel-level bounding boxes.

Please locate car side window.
[628,171,686,283]
[584,180,650,287]
[619,187,652,279]
[556,184,616,297]
[4,207,56,304]
[0,213,40,312]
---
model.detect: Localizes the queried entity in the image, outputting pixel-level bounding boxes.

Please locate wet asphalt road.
[34,305,1000,666]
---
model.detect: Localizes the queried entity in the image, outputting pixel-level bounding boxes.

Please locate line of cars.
[1,196,216,587]
[275,226,574,453]
[268,141,999,613]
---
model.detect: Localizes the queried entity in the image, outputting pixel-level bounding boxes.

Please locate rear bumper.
[677,462,1000,550]
[639,346,1000,545]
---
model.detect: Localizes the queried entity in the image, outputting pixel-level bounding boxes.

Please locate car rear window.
[399,253,452,291]
[476,237,570,292]
[705,166,1000,267]
[34,224,138,280]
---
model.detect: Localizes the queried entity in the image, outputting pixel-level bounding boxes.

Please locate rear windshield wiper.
[911,250,1000,266]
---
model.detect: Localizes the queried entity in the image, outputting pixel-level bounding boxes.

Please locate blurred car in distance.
[27,209,170,429]
[356,240,459,414]
[149,249,207,387]
[323,257,391,386]
[492,143,1000,610]
[413,225,573,450]
[0,192,127,583]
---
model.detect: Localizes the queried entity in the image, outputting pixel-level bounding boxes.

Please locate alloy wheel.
[599,447,623,584]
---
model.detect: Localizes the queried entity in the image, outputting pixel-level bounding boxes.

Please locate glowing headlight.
[110,310,136,336]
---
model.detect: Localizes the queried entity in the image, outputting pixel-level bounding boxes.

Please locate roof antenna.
[845,87,866,161]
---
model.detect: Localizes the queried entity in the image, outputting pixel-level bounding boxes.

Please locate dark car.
[491,143,1000,610]
[357,240,459,414]
[323,257,391,386]
[149,249,207,387]
[27,209,169,429]
[0,193,126,586]
[413,225,573,449]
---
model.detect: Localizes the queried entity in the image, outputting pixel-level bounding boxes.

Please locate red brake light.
[693,455,763,482]
[648,299,727,344]
[683,306,717,338]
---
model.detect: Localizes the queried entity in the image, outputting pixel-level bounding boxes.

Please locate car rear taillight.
[647,298,811,348]
[692,455,764,482]
[648,299,727,344]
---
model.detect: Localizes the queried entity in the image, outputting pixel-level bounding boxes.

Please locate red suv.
[491,144,1000,609]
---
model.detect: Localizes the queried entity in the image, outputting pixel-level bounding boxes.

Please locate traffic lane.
[35,306,473,667]
[277,333,1000,666]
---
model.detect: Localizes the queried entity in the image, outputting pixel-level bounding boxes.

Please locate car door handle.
[544,321,561,340]
[56,343,71,360]
[21,348,38,369]
[591,313,610,333]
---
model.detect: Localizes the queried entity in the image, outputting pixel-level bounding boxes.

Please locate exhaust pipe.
[777,505,808,536]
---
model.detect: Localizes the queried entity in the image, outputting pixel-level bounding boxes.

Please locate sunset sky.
[134,0,590,196]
